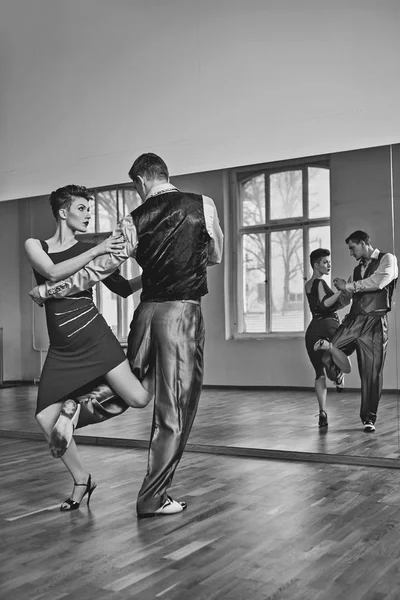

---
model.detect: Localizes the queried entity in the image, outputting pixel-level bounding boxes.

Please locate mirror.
[71,143,400,465]
[11,143,397,464]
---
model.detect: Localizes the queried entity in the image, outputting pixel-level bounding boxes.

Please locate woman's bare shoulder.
[24,237,41,249]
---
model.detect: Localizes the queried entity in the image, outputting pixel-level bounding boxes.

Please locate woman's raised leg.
[105,359,154,408]
[314,339,352,374]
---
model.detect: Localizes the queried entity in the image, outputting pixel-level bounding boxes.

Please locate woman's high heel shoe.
[60,474,97,512]
[318,410,328,428]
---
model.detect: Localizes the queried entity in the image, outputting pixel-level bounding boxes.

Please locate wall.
[2,0,400,201]
[18,195,55,381]
[0,201,22,379]
[391,144,400,392]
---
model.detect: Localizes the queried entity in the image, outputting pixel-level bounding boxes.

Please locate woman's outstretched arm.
[317,281,343,310]
[24,235,125,283]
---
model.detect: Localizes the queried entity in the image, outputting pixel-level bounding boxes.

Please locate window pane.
[85,198,96,234]
[309,225,331,286]
[308,167,330,218]
[270,170,302,220]
[241,175,265,226]
[100,285,118,338]
[97,190,117,232]
[309,225,331,253]
[242,233,266,332]
[119,189,142,219]
[270,229,304,332]
[120,259,142,340]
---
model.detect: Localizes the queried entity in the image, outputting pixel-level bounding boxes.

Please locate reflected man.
[321,230,397,432]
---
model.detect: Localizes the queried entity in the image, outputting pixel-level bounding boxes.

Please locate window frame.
[229,156,330,339]
[76,182,142,344]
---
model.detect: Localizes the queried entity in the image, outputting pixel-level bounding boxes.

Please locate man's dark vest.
[350,252,396,316]
[131,190,210,302]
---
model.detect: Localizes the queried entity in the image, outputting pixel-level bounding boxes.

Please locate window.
[232,159,330,335]
[77,185,142,343]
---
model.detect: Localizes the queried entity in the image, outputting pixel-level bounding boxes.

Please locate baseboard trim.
[202,385,400,393]
[4,381,400,393]
[1,380,37,386]
[1,429,399,469]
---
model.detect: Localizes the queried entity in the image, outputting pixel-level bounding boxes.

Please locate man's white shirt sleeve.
[344,252,398,293]
[202,195,224,265]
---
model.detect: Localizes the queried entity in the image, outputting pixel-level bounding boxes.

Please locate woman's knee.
[128,388,151,409]
[36,411,45,426]
[315,376,327,398]
[36,413,51,438]
[36,409,55,433]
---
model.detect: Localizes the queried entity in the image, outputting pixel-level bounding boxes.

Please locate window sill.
[231,332,305,340]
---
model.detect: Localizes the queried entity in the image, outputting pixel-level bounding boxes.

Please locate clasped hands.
[333,277,347,291]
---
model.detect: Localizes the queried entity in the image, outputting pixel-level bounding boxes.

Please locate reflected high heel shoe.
[335,371,345,393]
[313,339,332,352]
[60,474,97,512]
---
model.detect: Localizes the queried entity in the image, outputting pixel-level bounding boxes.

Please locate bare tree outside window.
[242,175,265,226]
[270,170,302,220]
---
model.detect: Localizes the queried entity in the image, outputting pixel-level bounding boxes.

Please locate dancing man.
[31,153,223,517]
[316,230,397,433]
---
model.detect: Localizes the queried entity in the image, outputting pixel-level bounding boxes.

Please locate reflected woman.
[305,249,351,428]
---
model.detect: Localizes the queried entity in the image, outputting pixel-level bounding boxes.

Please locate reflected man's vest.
[131,190,210,302]
[350,252,396,317]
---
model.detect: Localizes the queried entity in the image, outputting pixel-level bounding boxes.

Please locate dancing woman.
[305,249,351,428]
[25,185,153,511]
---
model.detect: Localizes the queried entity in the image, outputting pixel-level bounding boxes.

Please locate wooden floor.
[1,385,400,461]
[3,437,400,599]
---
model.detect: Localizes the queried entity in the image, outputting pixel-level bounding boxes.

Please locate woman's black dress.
[33,240,132,414]
[305,278,340,379]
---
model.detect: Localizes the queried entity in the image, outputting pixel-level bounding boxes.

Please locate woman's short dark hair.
[345,230,370,245]
[309,248,330,269]
[49,185,93,220]
[128,153,169,184]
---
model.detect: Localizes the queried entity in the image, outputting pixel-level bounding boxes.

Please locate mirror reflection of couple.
[26,153,223,516]
[305,232,398,432]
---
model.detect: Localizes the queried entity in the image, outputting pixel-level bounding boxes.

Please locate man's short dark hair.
[128,153,169,183]
[309,248,330,269]
[345,230,370,245]
[49,184,92,221]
